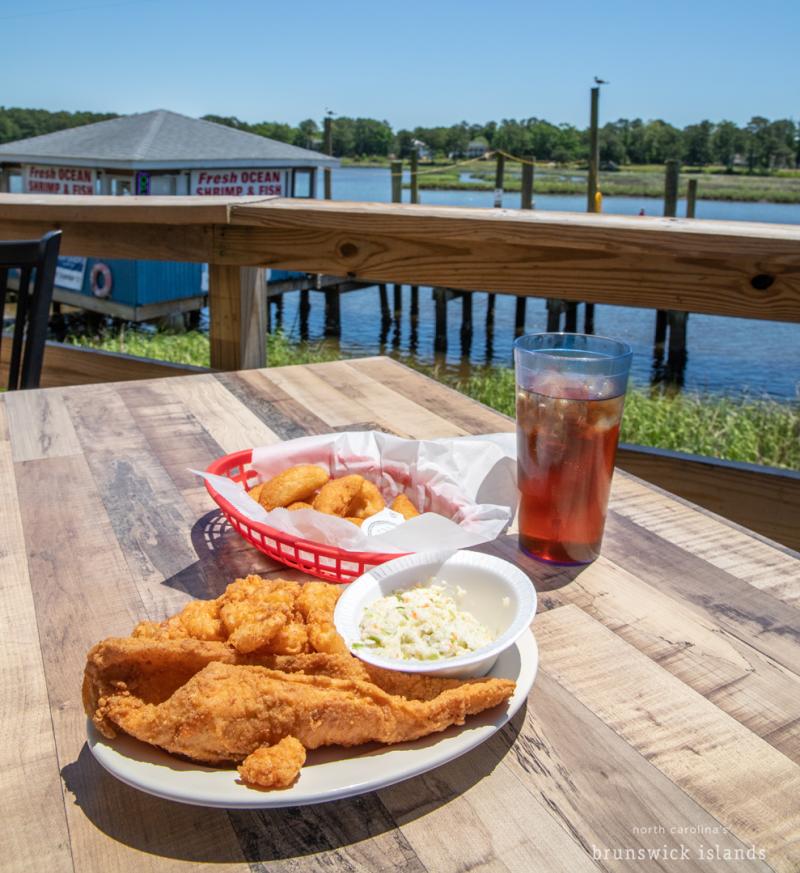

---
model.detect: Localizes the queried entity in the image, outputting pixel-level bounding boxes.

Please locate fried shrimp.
[312,474,364,516]
[259,465,330,510]
[350,479,385,519]
[391,494,420,520]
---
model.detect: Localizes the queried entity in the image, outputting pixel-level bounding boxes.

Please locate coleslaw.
[354,582,494,660]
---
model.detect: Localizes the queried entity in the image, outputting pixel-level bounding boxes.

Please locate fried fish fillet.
[83,638,471,737]
[95,662,516,785]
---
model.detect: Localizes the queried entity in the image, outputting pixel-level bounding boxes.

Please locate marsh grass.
[409,162,800,203]
[67,329,799,470]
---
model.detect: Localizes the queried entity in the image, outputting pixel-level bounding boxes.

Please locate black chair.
[0,231,62,390]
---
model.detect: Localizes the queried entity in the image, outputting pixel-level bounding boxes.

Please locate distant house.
[466,138,490,159]
[411,139,433,161]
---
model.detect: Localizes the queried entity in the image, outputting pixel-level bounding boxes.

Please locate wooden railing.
[0,193,798,548]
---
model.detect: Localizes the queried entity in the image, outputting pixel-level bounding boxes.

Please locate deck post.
[208,265,266,370]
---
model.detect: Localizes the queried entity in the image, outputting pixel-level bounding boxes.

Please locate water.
[271,167,800,401]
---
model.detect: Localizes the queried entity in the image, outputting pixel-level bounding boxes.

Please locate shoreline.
[339,161,800,205]
[405,180,800,203]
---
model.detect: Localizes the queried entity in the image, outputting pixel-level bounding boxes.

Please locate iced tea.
[516,383,624,563]
[514,333,631,565]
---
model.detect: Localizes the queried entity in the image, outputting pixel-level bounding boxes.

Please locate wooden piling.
[378,284,390,323]
[587,86,600,212]
[582,304,595,334]
[410,151,419,204]
[546,299,562,332]
[324,288,341,337]
[391,160,403,204]
[516,156,535,336]
[433,287,447,353]
[462,291,473,333]
[493,152,505,208]
[323,116,333,200]
[391,161,403,321]
[686,178,698,218]
[410,285,419,321]
[521,156,534,211]
[663,159,680,217]
[299,289,310,340]
[393,284,402,320]
[564,302,578,332]
[655,159,681,353]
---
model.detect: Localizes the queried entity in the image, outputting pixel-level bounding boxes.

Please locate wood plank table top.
[2,356,799,873]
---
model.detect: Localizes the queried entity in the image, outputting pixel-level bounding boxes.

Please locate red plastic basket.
[203,449,408,583]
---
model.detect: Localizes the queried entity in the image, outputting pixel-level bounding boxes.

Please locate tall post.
[390,160,403,204]
[322,119,340,336]
[299,289,310,341]
[323,116,333,200]
[493,152,505,208]
[516,156,535,337]
[654,159,680,354]
[409,150,419,323]
[587,86,600,212]
[663,159,680,217]
[433,287,447,353]
[686,178,698,218]
[410,150,419,204]
[391,160,403,323]
[520,156,534,211]
[485,151,505,337]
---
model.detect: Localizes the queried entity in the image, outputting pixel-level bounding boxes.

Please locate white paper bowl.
[333,549,537,678]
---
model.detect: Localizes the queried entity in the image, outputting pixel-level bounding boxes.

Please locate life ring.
[90,262,113,298]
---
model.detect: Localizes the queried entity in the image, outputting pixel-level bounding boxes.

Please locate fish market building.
[0,109,338,318]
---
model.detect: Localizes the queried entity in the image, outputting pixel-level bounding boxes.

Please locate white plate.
[87,631,538,809]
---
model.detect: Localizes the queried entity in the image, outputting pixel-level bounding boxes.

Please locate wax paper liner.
[196,431,517,554]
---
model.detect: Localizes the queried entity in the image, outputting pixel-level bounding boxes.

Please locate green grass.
[403,161,800,203]
[439,364,799,469]
[66,328,799,470]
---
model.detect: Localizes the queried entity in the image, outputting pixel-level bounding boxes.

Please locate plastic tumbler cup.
[514,332,632,565]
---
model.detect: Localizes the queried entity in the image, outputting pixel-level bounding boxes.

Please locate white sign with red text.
[190,169,287,197]
[24,165,96,195]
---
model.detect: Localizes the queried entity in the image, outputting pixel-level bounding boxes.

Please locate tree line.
[1,106,798,171]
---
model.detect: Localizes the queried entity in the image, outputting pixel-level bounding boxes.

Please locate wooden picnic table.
[2,357,799,873]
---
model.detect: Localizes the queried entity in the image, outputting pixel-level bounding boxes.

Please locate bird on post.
[594,76,609,84]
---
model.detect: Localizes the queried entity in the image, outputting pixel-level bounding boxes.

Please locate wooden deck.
[2,357,799,872]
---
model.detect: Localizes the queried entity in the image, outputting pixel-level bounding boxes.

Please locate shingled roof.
[0,109,337,170]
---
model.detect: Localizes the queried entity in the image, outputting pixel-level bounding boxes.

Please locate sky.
[1,0,798,129]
